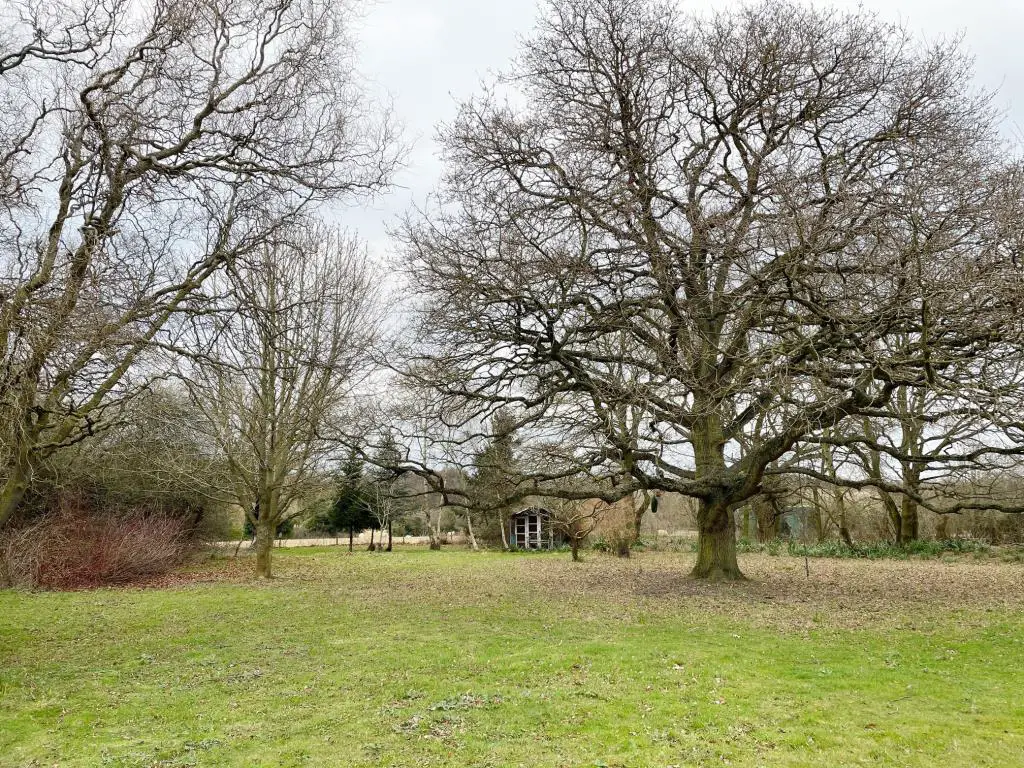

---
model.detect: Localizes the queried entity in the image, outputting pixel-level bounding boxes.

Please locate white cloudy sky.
[346,0,1024,258]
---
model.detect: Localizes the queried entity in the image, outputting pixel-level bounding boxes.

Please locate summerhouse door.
[527,514,541,549]
[513,514,543,549]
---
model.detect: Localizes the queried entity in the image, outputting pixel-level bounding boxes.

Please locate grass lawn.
[2,548,1022,767]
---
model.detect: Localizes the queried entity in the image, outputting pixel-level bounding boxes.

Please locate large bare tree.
[398,0,1024,579]
[186,224,383,577]
[0,0,397,527]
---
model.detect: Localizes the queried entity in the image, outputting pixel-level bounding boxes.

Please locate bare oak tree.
[0,0,397,527]
[399,0,1024,579]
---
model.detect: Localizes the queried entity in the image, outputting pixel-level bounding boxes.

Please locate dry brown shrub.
[0,506,194,589]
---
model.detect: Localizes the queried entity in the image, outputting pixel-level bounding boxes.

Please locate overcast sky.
[348,0,1024,259]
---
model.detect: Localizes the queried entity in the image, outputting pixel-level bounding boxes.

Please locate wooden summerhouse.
[509,507,554,549]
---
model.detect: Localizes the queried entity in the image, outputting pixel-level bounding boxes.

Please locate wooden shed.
[509,507,554,549]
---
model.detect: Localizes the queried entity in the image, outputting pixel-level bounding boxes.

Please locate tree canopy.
[399,0,1024,578]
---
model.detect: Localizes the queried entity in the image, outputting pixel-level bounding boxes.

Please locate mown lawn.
[2,548,1022,767]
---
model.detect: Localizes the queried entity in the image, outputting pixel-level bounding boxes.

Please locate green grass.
[2,548,1022,767]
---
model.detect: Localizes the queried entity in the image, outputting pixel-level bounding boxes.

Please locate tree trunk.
[254,517,274,578]
[754,495,779,542]
[838,512,854,548]
[368,527,375,551]
[499,510,509,550]
[348,524,354,552]
[690,409,743,580]
[633,491,649,544]
[692,498,743,580]
[386,519,393,551]
[879,491,903,544]
[832,487,854,547]
[570,536,580,562]
[900,497,919,543]
[426,510,442,550]
[823,443,852,546]
[810,487,825,543]
[466,511,479,551]
[0,472,30,529]
[899,464,921,542]
[936,512,950,540]
[232,526,247,558]
[0,438,34,529]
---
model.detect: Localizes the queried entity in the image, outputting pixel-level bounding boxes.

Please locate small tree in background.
[550,499,604,562]
[243,515,294,541]
[365,433,409,551]
[363,484,400,551]
[307,451,375,551]
[466,412,521,549]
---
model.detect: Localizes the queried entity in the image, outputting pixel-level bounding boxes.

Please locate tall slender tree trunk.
[499,510,509,550]
[810,487,825,543]
[823,443,853,546]
[898,395,925,543]
[633,490,650,544]
[348,524,354,552]
[466,511,479,551]
[831,485,854,547]
[386,519,393,551]
[254,517,274,578]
